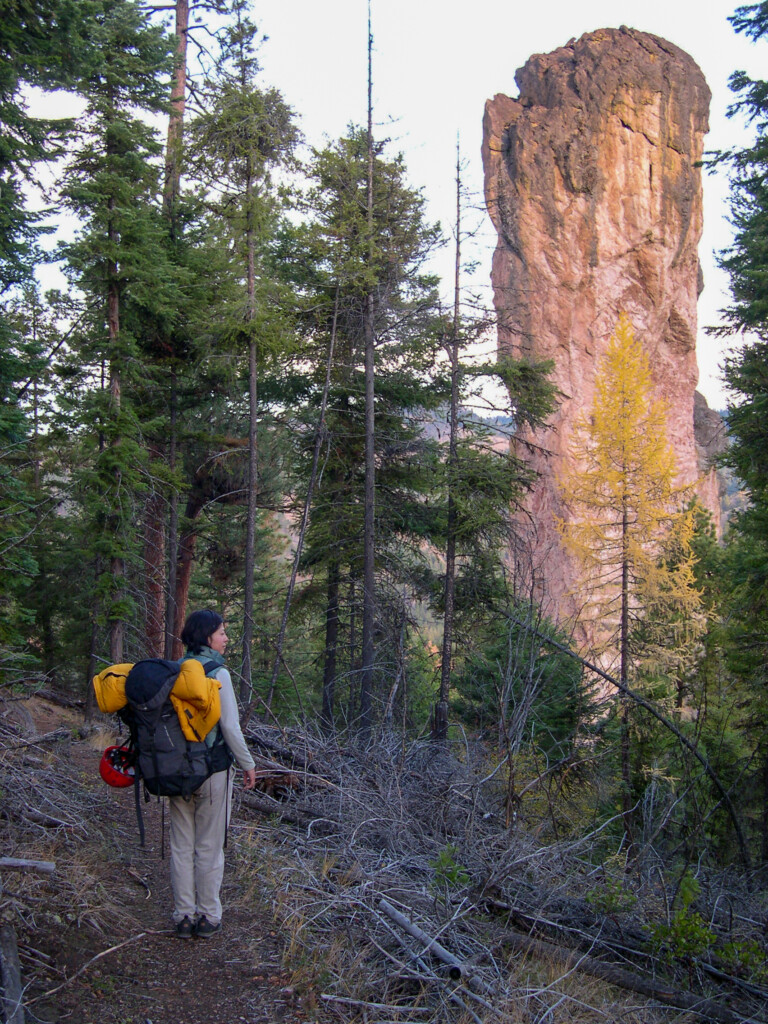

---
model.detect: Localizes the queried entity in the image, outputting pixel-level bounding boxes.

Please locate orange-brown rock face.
[482,26,724,623]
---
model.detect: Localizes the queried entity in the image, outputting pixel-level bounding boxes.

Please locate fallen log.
[6,729,70,750]
[246,730,316,771]
[0,857,56,876]
[239,790,333,827]
[18,808,72,828]
[27,688,83,709]
[487,898,768,1008]
[0,924,25,1024]
[379,899,464,980]
[378,898,492,997]
[504,927,761,1024]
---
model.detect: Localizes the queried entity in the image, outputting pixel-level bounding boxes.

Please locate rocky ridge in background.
[482,26,726,624]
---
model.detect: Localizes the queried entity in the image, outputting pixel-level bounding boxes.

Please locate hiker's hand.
[243,768,256,790]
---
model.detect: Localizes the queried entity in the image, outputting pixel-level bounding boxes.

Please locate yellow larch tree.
[556,313,703,848]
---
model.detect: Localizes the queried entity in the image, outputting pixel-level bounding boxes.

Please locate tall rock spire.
[482,26,723,623]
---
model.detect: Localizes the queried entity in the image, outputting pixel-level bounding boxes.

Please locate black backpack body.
[121,658,232,799]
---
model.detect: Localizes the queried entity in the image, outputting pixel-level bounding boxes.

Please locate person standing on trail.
[172,609,257,939]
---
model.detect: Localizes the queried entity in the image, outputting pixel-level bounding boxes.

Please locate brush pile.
[239,722,768,1024]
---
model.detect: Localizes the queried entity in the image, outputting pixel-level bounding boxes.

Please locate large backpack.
[120,658,232,799]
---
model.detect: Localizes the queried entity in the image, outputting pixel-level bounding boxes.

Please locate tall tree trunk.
[359,4,375,739]
[172,503,203,659]
[87,373,108,709]
[164,0,188,223]
[144,443,166,657]
[164,375,179,657]
[620,498,634,852]
[240,156,258,705]
[159,1,189,652]
[348,576,357,724]
[321,559,340,734]
[433,144,462,743]
[107,193,124,664]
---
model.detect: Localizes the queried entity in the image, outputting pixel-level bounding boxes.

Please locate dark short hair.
[181,609,223,654]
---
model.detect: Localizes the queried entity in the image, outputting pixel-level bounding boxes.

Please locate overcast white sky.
[248,0,765,409]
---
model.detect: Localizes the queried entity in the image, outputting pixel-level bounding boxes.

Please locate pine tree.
[0,0,95,287]
[187,2,297,701]
[290,128,443,732]
[0,1,96,676]
[431,138,559,742]
[556,313,702,847]
[692,5,768,862]
[59,0,174,662]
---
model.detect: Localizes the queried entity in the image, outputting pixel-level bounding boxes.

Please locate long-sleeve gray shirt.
[211,666,255,771]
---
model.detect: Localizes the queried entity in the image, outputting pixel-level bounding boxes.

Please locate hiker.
[171,609,257,939]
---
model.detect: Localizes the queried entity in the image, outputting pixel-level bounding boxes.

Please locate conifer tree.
[141,0,253,658]
[557,313,702,848]
[0,1,95,676]
[187,0,297,701]
[431,146,557,742]
[680,5,768,861]
[361,4,376,740]
[293,128,443,731]
[59,0,174,662]
[0,0,95,287]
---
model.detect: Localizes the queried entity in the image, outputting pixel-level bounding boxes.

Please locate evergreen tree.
[59,0,174,662]
[0,1,95,676]
[0,0,95,287]
[431,144,557,741]
[291,128,443,731]
[187,1,297,700]
[0,292,45,669]
[706,2,768,864]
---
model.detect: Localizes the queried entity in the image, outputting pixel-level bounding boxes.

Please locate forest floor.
[3,693,768,1024]
[3,697,328,1024]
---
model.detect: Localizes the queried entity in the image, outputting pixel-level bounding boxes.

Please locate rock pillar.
[482,27,723,624]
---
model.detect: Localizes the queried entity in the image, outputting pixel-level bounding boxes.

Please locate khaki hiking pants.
[169,769,232,925]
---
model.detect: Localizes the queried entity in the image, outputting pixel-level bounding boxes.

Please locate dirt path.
[22,737,319,1024]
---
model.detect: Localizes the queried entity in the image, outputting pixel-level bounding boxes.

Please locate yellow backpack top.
[93,658,222,742]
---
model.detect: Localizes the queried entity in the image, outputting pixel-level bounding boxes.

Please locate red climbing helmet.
[99,745,136,787]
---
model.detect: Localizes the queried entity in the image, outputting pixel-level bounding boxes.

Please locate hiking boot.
[175,916,195,939]
[195,916,221,938]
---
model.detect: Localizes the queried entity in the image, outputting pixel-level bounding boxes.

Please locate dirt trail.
[21,729,316,1024]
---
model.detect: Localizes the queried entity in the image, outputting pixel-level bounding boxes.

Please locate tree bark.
[434,143,462,743]
[240,151,258,705]
[164,375,179,658]
[161,2,189,652]
[620,496,634,852]
[143,443,166,657]
[321,560,340,733]
[107,195,123,665]
[163,0,188,223]
[359,4,375,739]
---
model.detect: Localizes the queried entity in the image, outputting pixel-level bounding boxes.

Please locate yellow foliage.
[556,313,703,672]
